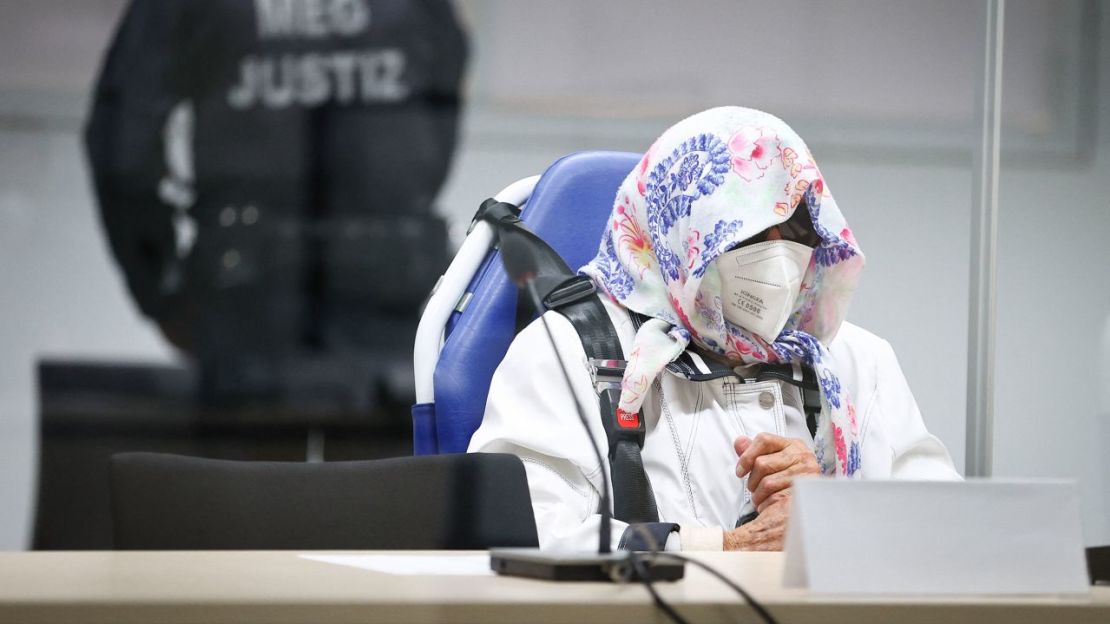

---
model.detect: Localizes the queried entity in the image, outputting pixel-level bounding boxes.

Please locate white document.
[299,554,493,576]
[782,478,1090,595]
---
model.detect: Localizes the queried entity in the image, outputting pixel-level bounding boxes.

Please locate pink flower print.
[669,293,698,339]
[846,401,858,429]
[833,423,848,473]
[635,142,658,197]
[685,230,702,271]
[614,196,628,225]
[774,202,790,217]
[784,180,810,217]
[840,227,858,247]
[619,346,650,407]
[636,157,649,196]
[620,372,649,407]
[729,126,779,182]
[781,147,797,170]
[615,196,654,276]
[749,334,779,362]
[724,333,753,360]
[784,148,805,177]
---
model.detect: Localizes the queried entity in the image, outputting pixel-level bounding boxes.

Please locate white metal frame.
[413,175,541,404]
[965,0,1004,477]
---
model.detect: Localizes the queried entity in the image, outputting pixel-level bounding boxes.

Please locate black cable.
[622,526,693,624]
[656,552,779,624]
[629,552,691,624]
[627,524,780,624]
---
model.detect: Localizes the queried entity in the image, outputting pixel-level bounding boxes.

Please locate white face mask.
[716,240,814,342]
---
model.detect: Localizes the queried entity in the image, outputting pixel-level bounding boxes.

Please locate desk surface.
[0,550,1105,624]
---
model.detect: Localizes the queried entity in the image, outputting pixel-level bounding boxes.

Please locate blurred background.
[0,0,1106,550]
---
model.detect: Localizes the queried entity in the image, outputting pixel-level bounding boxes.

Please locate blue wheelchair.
[412,151,640,455]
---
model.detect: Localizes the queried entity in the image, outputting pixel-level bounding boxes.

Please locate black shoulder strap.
[566,300,659,524]
[473,199,659,524]
[471,199,574,333]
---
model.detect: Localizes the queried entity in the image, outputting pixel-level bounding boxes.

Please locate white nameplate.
[783,478,1089,594]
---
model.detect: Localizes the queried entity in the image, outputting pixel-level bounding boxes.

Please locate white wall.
[0,0,1106,549]
[993,10,1110,545]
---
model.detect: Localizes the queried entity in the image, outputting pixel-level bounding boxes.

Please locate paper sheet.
[299,553,493,576]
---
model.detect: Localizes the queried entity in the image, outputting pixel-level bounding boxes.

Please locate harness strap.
[563,304,658,523]
[591,377,658,524]
[472,198,659,524]
[472,198,576,333]
[630,311,823,440]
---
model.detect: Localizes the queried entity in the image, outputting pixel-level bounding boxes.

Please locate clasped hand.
[723,433,821,551]
[735,433,821,512]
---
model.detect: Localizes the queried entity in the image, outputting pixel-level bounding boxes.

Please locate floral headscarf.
[580,107,865,476]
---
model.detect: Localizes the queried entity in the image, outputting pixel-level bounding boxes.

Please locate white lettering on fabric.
[254,0,370,39]
[226,50,410,110]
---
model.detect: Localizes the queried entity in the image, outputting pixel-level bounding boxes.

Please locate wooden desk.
[0,551,1105,624]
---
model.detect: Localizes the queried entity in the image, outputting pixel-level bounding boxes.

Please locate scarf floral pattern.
[580,107,865,476]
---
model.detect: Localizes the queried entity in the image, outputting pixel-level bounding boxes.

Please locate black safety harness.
[472,199,823,525]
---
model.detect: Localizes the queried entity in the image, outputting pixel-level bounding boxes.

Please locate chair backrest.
[110,452,538,550]
[426,151,640,454]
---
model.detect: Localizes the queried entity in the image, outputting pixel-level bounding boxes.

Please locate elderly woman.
[468,107,959,552]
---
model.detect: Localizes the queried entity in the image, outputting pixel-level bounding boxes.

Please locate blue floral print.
[693,218,745,278]
[819,368,842,409]
[593,233,635,298]
[770,329,823,366]
[645,134,731,281]
[846,441,862,474]
[806,185,858,267]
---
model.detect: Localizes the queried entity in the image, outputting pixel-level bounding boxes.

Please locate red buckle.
[616,408,640,429]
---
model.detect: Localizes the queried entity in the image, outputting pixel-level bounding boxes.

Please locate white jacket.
[468,296,960,551]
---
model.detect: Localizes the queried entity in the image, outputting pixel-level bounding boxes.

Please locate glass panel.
[994,0,1109,546]
[445,0,981,470]
[0,0,1000,549]
[0,0,465,549]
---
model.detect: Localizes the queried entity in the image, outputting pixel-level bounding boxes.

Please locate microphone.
[498,231,614,554]
[490,227,683,582]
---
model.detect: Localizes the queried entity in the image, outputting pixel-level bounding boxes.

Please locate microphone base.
[489,548,685,582]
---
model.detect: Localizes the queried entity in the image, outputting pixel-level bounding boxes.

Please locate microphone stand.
[520,279,612,554]
[489,232,683,581]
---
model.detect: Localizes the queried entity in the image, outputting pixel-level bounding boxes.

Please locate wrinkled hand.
[723,493,791,551]
[735,433,820,512]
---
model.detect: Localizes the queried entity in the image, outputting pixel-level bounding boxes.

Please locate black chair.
[109,452,538,550]
[1090,545,1110,585]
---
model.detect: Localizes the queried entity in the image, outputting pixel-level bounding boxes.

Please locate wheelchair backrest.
[422,151,639,454]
